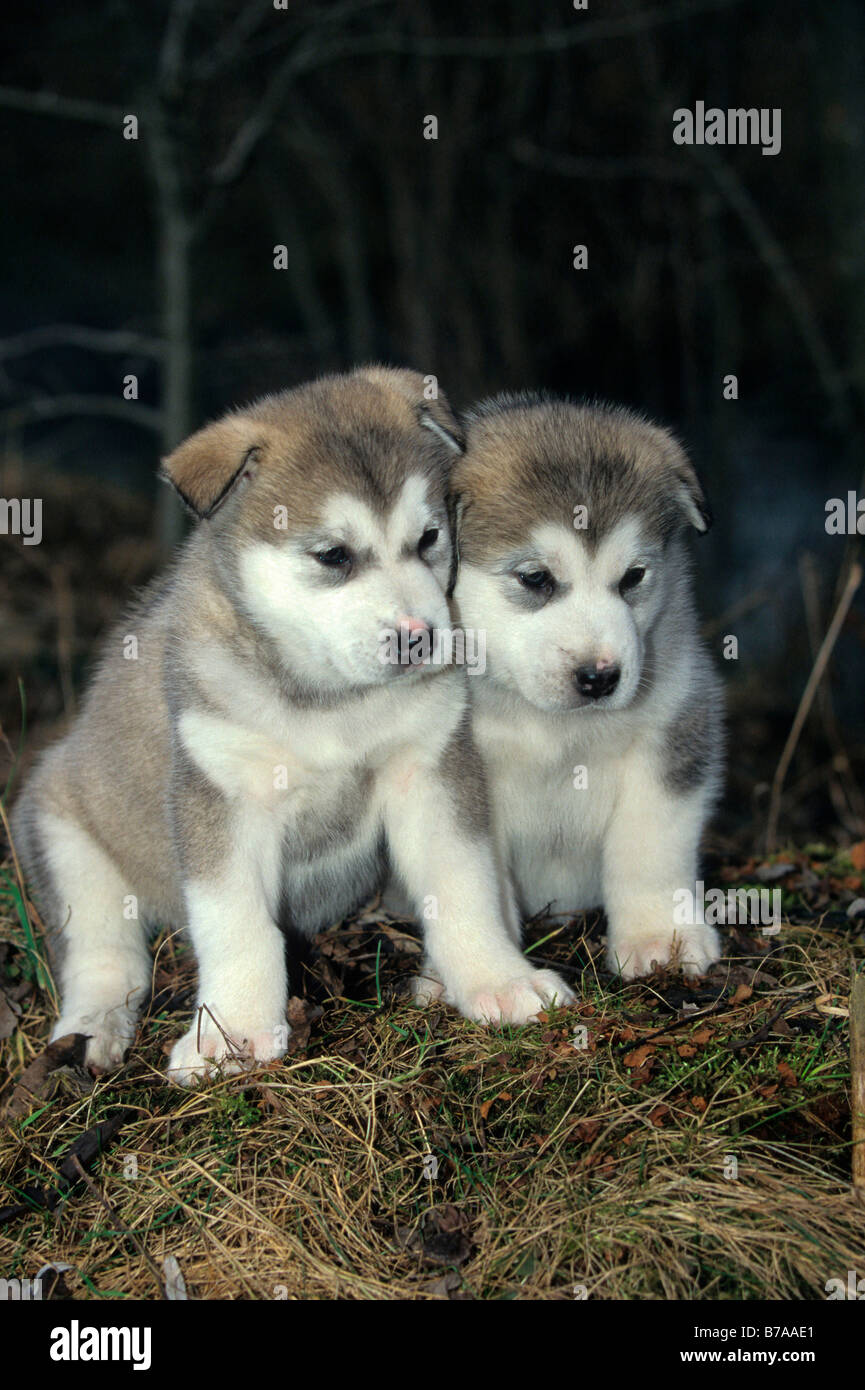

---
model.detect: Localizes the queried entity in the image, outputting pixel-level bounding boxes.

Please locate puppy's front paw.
[459,967,575,1026]
[51,1008,137,1075]
[410,966,447,1008]
[608,921,720,981]
[167,1012,290,1087]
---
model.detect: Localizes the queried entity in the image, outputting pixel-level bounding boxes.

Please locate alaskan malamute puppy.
[12,369,572,1083]
[446,393,723,980]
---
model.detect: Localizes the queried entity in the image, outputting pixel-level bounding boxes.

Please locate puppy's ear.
[358,365,465,455]
[419,406,464,456]
[160,416,268,520]
[445,492,465,596]
[653,429,712,534]
[674,458,712,533]
[415,380,464,456]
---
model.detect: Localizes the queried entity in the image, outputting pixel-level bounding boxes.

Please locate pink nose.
[394,615,432,667]
[396,615,430,634]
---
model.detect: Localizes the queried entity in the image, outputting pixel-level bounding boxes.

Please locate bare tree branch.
[515,133,853,429]
[0,85,123,127]
[513,139,696,184]
[209,0,744,190]
[279,121,376,360]
[698,150,853,428]
[208,29,323,188]
[158,0,199,96]
[0,325,164,363]
[242,0,394,62]
[313,0,746,61]
[193,0,278,80]
[0,395,162,432]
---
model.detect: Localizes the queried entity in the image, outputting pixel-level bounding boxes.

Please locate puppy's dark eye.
[418,527,439,553]
[619,565,646,595]
[315,546,351,568]
[518,569,554,591]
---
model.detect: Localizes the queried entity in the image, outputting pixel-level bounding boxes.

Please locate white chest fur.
[472,688,643,916]
[177,648,469,929]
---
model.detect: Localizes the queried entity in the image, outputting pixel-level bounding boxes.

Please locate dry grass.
[0,852,862,1302]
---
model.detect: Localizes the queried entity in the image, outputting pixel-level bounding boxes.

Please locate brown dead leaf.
[677,1044,697,1058]
[777,1060,798,1088]
[849,841,865,873]
[5,1033,90,1119]
[417,1205,474,1267]
[568,1118,602,1144]
[253,1084,289,1115]
[629,1064,653,1088]
[286,997,323,1052]
[0,1109,131,1220]
[758,1083,780,1099]
[690,1096,708,1113]
[56,1112,132,1188]
[317,935,352,963]
[380,923,422,955]
[731,983,753,1006]
[648,1104,669,1127]
[623,1044,655,1070]
[690,1027,715,1045]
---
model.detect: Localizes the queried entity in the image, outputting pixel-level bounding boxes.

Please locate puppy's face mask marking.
[161,373,463,692]
[451,400,710,714]
[458,516,666,713]
[238,474,454,689]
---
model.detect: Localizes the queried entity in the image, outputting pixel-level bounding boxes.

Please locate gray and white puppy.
[437,393,724,982]
[12,369,572,1084]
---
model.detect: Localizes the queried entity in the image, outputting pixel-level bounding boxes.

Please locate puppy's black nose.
[575,663,620,699]
[396,618,433,665]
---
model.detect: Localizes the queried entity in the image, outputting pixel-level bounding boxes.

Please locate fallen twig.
[70,1154,167,1299]
[766,562,862,852]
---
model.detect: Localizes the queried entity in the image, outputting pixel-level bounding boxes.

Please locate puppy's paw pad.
[52,1012,135,1075]
[610,923,721,981]
[167,1020,290,1087]
[462,968,575,1026]
[677,923,722,977]
[410,970,447,1008]
[531,968,577,1007]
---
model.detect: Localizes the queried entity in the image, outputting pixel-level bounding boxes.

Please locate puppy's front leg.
[384,738,574,1025]
[167,795,290,1086]
[602,753,720,979]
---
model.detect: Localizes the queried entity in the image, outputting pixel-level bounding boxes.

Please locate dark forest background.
[1,0,864,850]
